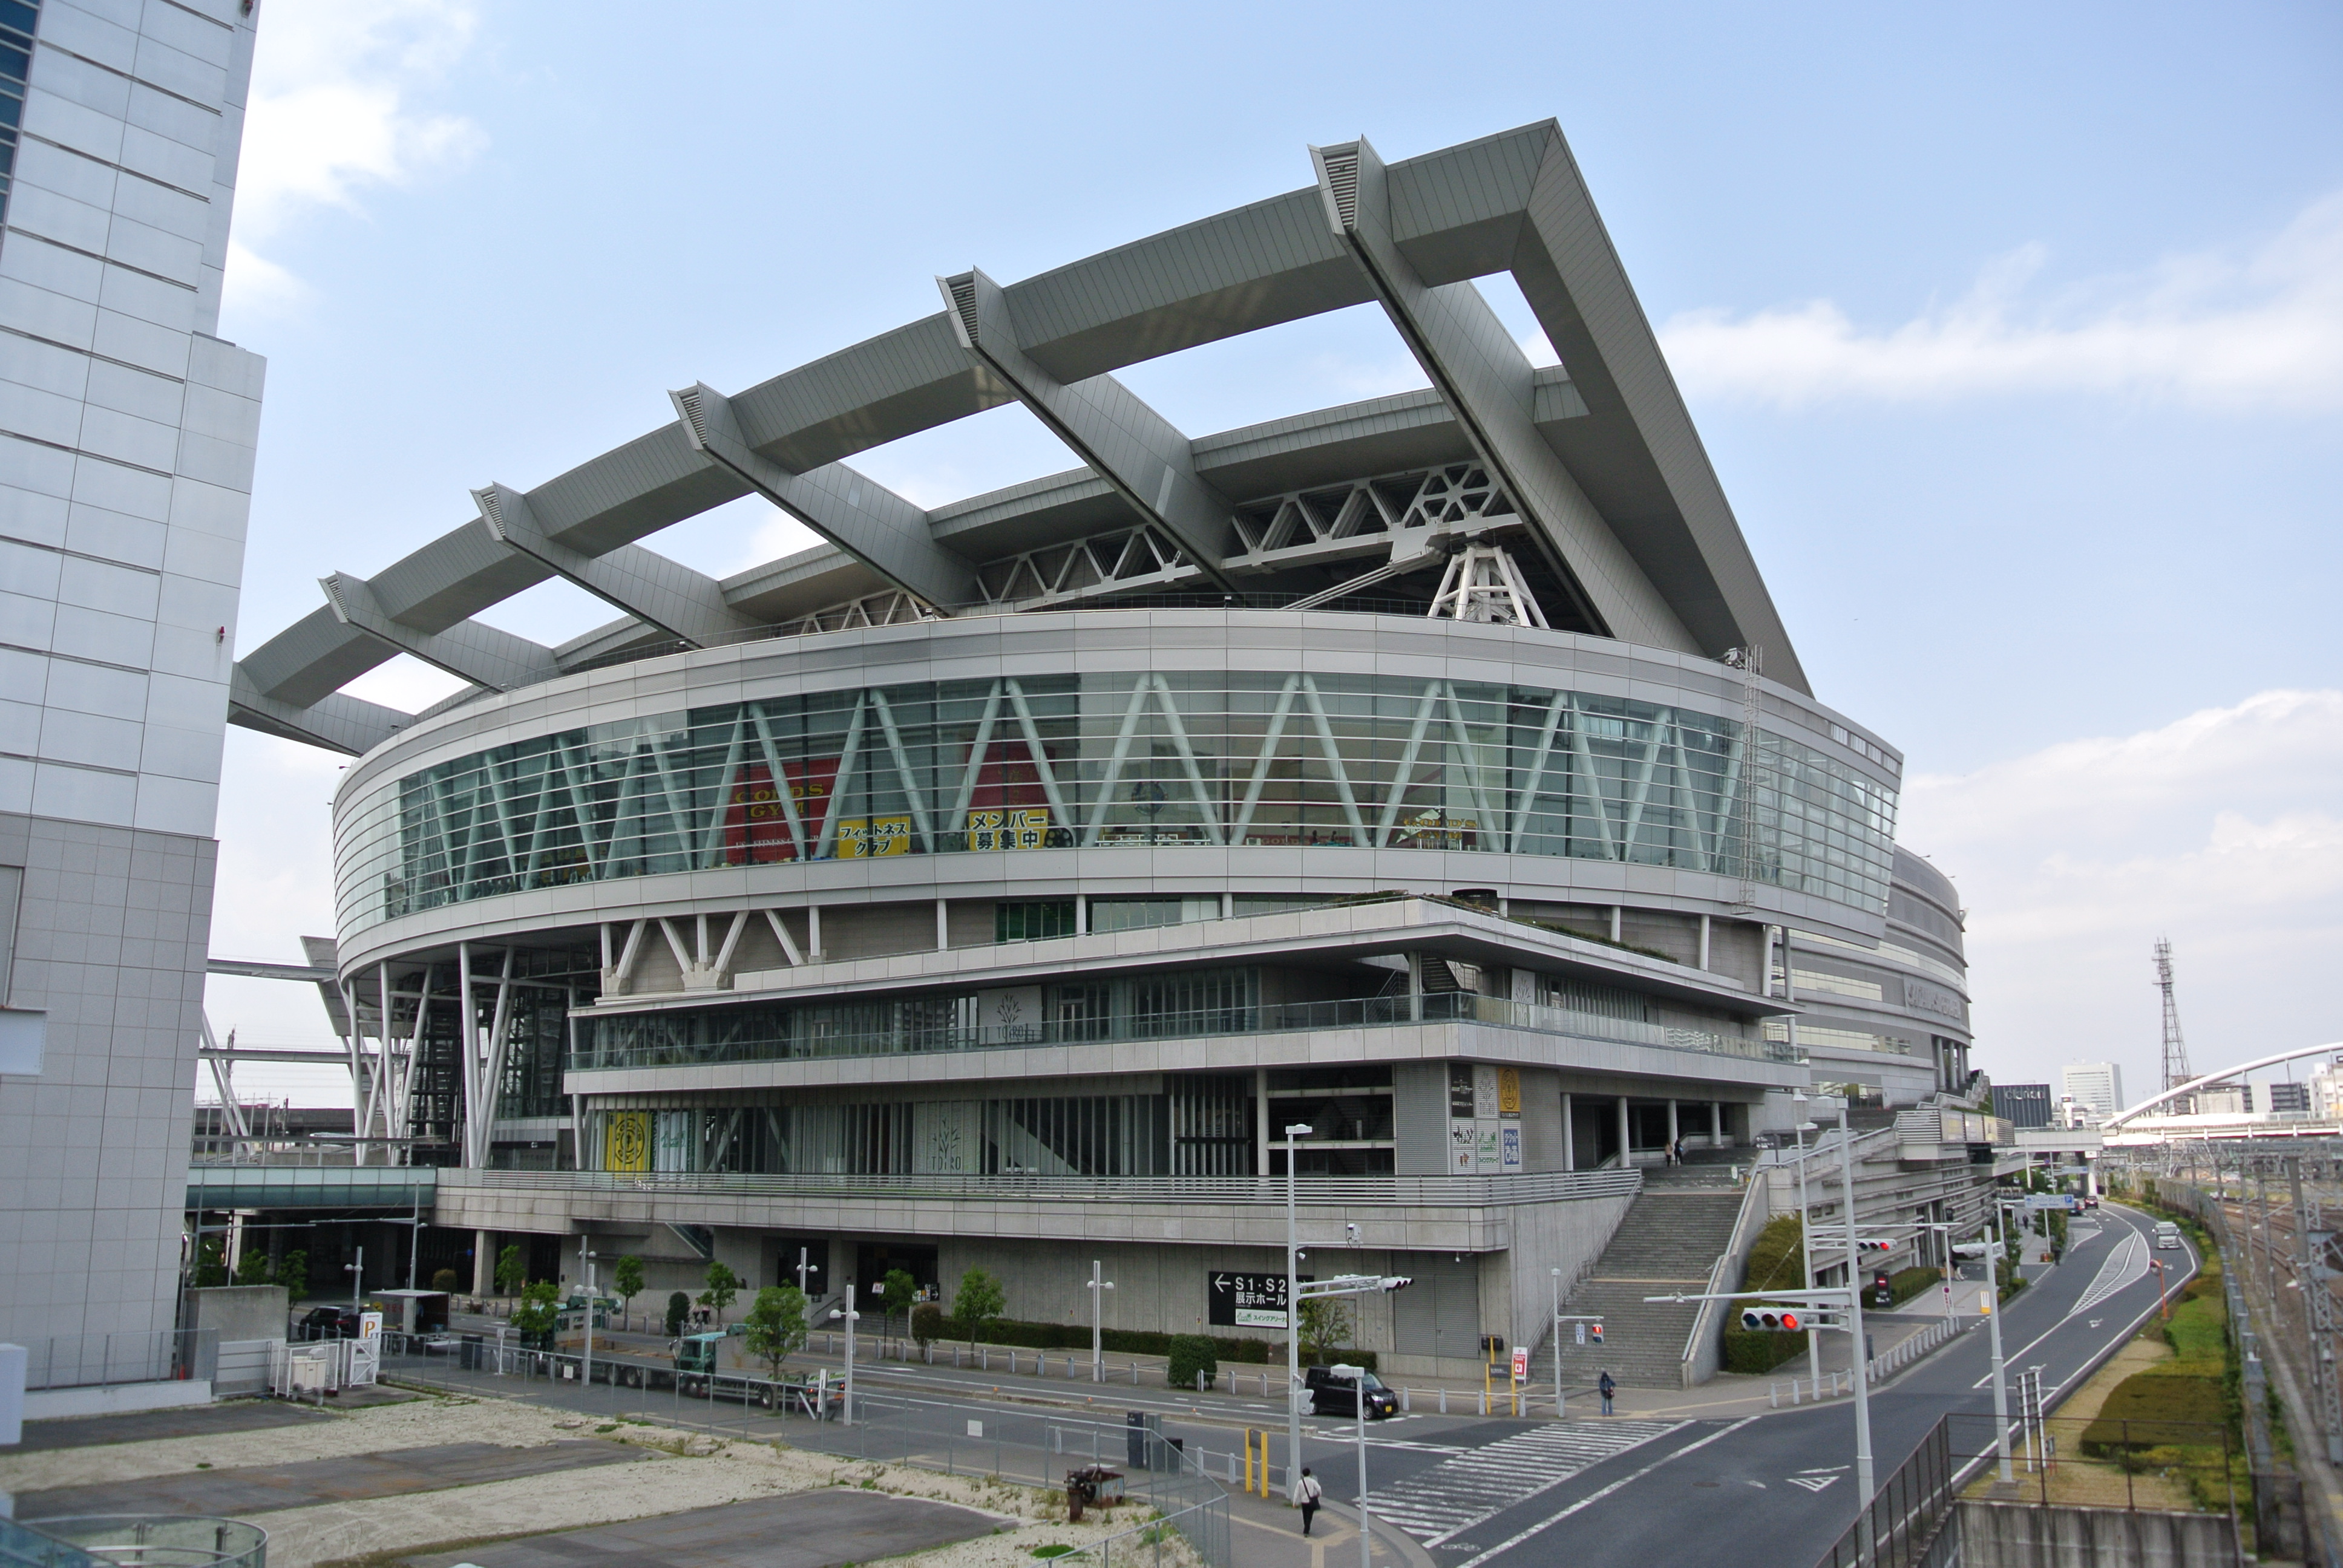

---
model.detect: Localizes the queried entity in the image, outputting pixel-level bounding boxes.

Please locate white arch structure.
[2106,1040,2343,1129]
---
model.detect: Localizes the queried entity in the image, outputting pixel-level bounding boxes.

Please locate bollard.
[1439,1387,1447,1415]
[1771,1383,1779,1410]
[1478,1387,1487,1416]
[1400,1386,1409,1413]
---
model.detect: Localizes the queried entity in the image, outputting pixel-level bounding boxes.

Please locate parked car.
[298,1306,362,1340]
[1305,1365,1398,1420]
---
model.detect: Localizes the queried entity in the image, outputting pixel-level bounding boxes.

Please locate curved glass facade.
[336,670,1897,934]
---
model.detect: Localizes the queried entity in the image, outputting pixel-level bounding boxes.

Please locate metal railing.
[19,1331,215,1393]
[1814,1416,1958,1568]
[573,989,1800,1073]
[7,1518,264,1568]
[443,1165,1643,1207]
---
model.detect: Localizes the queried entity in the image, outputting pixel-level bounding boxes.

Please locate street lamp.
[829,1282,860,1426]
[579,1240,598,1391]
[1791,1093,1821,1387]
[1089,1260,1115,1382]
[1329,1362,1373,1568]
[1283,1120,1313,1507]
[1834,1096,1876,1503]
[346,1246,364,1310]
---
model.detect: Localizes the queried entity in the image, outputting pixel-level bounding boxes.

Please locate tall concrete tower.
[0,0,264,1368]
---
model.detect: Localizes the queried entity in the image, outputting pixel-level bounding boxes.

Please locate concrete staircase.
[1542,1183,1747,1389]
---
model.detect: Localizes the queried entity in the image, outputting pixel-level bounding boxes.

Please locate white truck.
[2155,1221,2182,1250]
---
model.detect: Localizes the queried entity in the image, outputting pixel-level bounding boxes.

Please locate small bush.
[1721,1308,1807,1374]
[912,1304,945,1346]
[664,1290,691,1338]
[1166,1334,1217,1388]
[431,1268,460,1293]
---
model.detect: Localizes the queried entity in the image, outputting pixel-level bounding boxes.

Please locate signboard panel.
[1208,1272,1308,1328]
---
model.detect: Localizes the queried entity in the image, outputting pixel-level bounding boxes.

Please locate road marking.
[1786,1474,1840,1492]
[1357,1420,1681,1546]
[1451,1417,1760,1568]
[2071,1231,2148,1316]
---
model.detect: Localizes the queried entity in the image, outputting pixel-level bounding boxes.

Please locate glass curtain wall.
[339,673,1897,933]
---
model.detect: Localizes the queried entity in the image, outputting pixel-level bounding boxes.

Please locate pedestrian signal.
[1588,1322,1604,1344]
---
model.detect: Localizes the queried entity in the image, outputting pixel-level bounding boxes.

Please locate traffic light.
[1852,1239,1892,1256]
[1588,1321,1604,1344]
[1739,1307,1803,1332]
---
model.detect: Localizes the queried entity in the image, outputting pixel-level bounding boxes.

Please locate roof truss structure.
[234,122,1806,755]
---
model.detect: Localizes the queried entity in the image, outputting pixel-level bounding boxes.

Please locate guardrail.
[574,988,1802,1074]
[440,1165,1643,1207]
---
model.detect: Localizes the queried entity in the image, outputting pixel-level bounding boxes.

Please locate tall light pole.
[1331,1362,1372,1568]
[1550,1267,1563,1417]
[1988,1201,2012,1483]
[1089,1259,1115,1381]
[1792,1094,1820,1386]
[580,1240,598,1391]
[830,1282,860,1426]
[347,1246,364,1310]
[1837,1097,1874,1503]
[1283,1120,1312,1504]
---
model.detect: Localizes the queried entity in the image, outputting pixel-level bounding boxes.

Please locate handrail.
[1680,1168,1775,1387]
[441,1166,1644,1207]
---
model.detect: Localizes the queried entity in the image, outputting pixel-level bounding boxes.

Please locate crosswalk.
[1361,1420,1685,1546]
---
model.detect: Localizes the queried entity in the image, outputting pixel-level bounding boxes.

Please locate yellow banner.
[1498,1067,1521,1116]
[834,815,913,857]
[604,1110,649,1173]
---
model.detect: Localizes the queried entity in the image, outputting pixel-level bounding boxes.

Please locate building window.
[0,2,37,230]
[996,900,1075,942]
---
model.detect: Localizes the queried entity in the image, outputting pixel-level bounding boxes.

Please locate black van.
[1305,1365,1398,1419]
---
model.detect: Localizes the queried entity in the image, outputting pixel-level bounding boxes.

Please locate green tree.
[1297,1296,1351,1363]
[192,1235,228,1287]
[665,1290,692,1338]
[277,1249,309,1302]
[954,1267,1006,1348]
[232,1245,274,1287]
[612,1255,646,1326]
[698,1260,741,1325]
[495,1243,528,1296]
[741,1284,810,1378]
[511,1279,562,1345]
[879,1267,919,1336]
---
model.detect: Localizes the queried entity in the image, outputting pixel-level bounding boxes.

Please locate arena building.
[226,123,1976,1373]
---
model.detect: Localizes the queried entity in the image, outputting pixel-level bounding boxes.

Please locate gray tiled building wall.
[0,0,262,1351]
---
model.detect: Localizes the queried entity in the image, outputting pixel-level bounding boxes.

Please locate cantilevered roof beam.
[1308,137,1694,654]
[937,269,1242,593]
[474,482,758,648]
[670,384,979,610]
[227,667,413,757]
[321,571,561,693]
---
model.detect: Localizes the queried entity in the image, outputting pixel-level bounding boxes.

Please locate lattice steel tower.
[2155,938,2193,1096]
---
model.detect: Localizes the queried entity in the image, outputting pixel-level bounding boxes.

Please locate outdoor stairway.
[1541,1186,1746,1388]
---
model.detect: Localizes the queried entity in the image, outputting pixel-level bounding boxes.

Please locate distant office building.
[2060,1062,2123,1118]
[0,0,265,1362]
[1993,1083,2054,1130]
[2267,1081,2310,1114]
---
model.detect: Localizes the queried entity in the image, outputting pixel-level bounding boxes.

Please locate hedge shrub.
[1720,1215,1810,1373]
[888,1313,1334,1366]
[1884,1267,1942,1308]
[1167,1335,1218,1388]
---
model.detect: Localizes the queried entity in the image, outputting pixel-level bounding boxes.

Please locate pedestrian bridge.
[186,1164,436,1212]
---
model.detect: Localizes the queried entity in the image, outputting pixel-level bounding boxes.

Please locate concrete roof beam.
[938,267,1242,592]
[227,667,413,757]
[670,382,979,610]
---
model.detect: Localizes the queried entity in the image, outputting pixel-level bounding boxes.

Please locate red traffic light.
[1589,1322,1604,1343]
[1779,1310,1800,1332]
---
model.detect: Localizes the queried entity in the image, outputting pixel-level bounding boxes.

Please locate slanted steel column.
[475,482,757,647]
[937,268,1242,592]
[670,383,978,609]
[322,572,560,693]
[1307,136,1694,652]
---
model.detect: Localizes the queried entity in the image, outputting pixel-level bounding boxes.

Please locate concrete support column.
[936,898,948,952]
[1610,906,1623,944]
[474,1229,494,1297]
[1699,914,1712,971]
[1666,1099,1680,1152]
[1616,1096,1631,1165]
[808,904,822,959]
[1561,1093,1575,1171]
[1710,1102,1723,1148]
[1256,1067,1270,1177]
[1076,893,1088,935]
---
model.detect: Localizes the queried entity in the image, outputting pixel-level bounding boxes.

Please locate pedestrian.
[1598,1370,1616,1416]
[1293,1465,1323,1535]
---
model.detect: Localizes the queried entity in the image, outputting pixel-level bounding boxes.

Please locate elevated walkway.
[186,1163,436,1211]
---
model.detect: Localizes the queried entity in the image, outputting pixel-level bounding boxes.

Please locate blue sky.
[203,1,2343,1108]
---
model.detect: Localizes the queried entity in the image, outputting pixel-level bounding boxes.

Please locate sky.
[198,1,2343,1111]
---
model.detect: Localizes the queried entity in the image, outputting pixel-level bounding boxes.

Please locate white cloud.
[1898,690,2343,1105]
[1659,194,2343,410]
[226,0,484,312]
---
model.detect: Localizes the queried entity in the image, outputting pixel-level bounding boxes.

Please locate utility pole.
[1792,1096,1821,1386]
[1284,1120,1312,1504]
[1988,1204,2012,1483]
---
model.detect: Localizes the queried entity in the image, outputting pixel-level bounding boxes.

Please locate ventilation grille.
[946,274,980,344]
[473,485,506,535]
[673,384,709,445]
[1320,147,1360,229]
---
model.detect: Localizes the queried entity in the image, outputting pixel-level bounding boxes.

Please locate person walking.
[1292,1466,1323,1535]
[1598,1370,1616,1416]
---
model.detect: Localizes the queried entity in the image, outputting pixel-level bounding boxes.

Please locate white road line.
[1356,1420,1680,1543]
[1452,1418,1761,1568]
[2071,1231,2146,1316]
[1970,1210,2197,1390]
